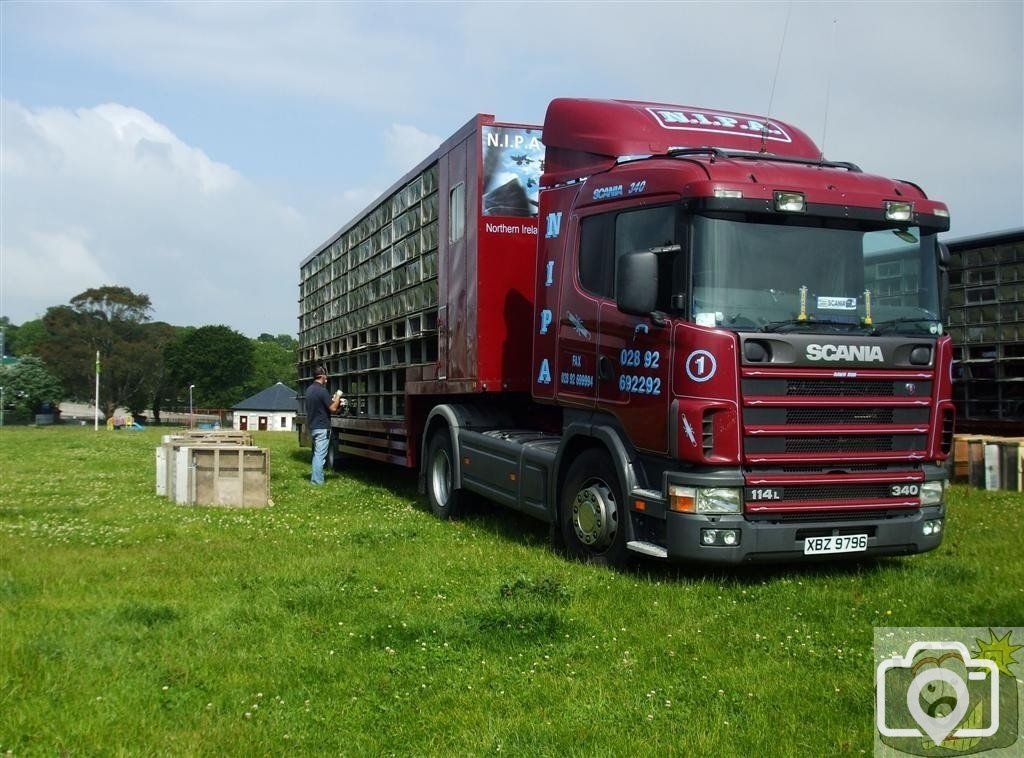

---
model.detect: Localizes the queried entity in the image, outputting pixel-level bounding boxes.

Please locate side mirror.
[616,250,658,316]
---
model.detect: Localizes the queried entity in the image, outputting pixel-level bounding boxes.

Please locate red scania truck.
[297,98,954,565]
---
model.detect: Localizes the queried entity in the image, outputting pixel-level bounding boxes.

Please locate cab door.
[596,205,681,455]
[554,213,599,408]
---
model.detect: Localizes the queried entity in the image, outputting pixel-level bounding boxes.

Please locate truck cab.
[528,99,953,563]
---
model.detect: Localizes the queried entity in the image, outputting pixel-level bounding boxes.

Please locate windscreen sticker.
[818,296,858,311]
[695,312,720,327]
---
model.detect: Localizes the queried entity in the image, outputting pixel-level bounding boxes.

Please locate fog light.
[722,530,739,546]
[923,521,934,536]
[702,529,718,545]
[933,519,943,533]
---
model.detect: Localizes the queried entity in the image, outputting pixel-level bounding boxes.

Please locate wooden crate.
[156,434,253,498]
[184,430,254,446]
[174,446,270,507]
[952,434,973,482]
[967,436,992,488]
[998,439,1024,492]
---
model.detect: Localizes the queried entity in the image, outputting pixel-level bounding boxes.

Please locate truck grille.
[741,367,935,514]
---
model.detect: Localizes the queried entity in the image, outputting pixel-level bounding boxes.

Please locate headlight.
[696,487,742,514]
[668,486,742,514]
[920,480,946,506]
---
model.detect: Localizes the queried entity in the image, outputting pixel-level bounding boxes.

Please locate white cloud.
[0,99,317,335]
[3,229,111,306]
[384,124,442,176]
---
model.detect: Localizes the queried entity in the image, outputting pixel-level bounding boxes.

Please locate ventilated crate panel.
[173,446,270,507]
[156,434,253,498]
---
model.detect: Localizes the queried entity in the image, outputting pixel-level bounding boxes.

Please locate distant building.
[232,382,298,432]
[946,228,1024,433]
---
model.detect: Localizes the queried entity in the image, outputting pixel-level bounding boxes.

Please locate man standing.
[306,365,344,485]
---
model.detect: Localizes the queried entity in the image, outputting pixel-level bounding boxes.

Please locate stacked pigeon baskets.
[155,430,270,507]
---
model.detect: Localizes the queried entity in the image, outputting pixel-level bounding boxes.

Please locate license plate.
[803,534,868,555]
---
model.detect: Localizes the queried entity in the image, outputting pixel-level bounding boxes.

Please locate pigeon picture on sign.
[482,126,544,218]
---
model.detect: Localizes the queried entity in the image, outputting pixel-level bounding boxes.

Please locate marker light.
[885,200,913,221]
[774,191,805,213]
[669,485,697,513]
[714,189,744,199]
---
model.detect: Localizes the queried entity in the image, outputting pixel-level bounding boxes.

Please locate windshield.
[690,215,942,335]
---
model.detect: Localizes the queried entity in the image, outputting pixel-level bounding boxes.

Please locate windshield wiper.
[760,318,866,333]
[869,317,940,335]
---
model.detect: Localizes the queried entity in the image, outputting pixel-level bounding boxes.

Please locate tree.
[126,322,180,423]
[245,339,298,396]
[257,333,298,351]
[165,325,254,409]
[8,319,46,357]
[0,356,63,418]
[32,286,158,417]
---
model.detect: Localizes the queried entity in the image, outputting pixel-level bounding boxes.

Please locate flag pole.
[94,351,100,431]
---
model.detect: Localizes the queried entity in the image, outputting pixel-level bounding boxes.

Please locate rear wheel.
[559,448,630,567]
[325,432,346,471]
[426,428,463,519]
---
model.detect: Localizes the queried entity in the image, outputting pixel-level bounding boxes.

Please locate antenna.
[763,0,793,154]
[819,16,839,161]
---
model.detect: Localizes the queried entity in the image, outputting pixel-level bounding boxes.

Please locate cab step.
[627,541,668,559]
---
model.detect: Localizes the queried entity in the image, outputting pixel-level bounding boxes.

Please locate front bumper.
[663,505,945,564]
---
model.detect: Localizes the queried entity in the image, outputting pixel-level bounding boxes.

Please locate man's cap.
[314,365,328,378]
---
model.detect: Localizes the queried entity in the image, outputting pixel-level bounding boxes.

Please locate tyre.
[426,428,463,519]
[325,432,342,471]
[559,448,629,567]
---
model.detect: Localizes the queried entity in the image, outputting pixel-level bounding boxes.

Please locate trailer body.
[298,99,953,565]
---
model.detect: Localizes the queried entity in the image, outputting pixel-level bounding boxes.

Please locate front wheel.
[425,428,463,519]
[559,448,629,567]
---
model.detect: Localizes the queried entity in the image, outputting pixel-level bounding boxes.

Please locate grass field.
[1,426,1021,755]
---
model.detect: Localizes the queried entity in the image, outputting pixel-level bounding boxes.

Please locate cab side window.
[578,205,683,308]
[579,213,614,297]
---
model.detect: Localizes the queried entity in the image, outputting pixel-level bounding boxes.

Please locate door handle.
[598,355,614,381]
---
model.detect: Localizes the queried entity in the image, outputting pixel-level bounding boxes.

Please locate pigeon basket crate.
[173,446,270,507]
[156,433,254,498]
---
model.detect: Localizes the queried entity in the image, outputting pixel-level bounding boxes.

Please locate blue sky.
[2,1,1021,337]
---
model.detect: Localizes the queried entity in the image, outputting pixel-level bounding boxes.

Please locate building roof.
[944,227,1024,250]
[233,382,298,412]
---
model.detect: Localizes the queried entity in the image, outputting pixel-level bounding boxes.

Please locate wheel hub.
[572,482,617,548]
[431,448,451,505]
